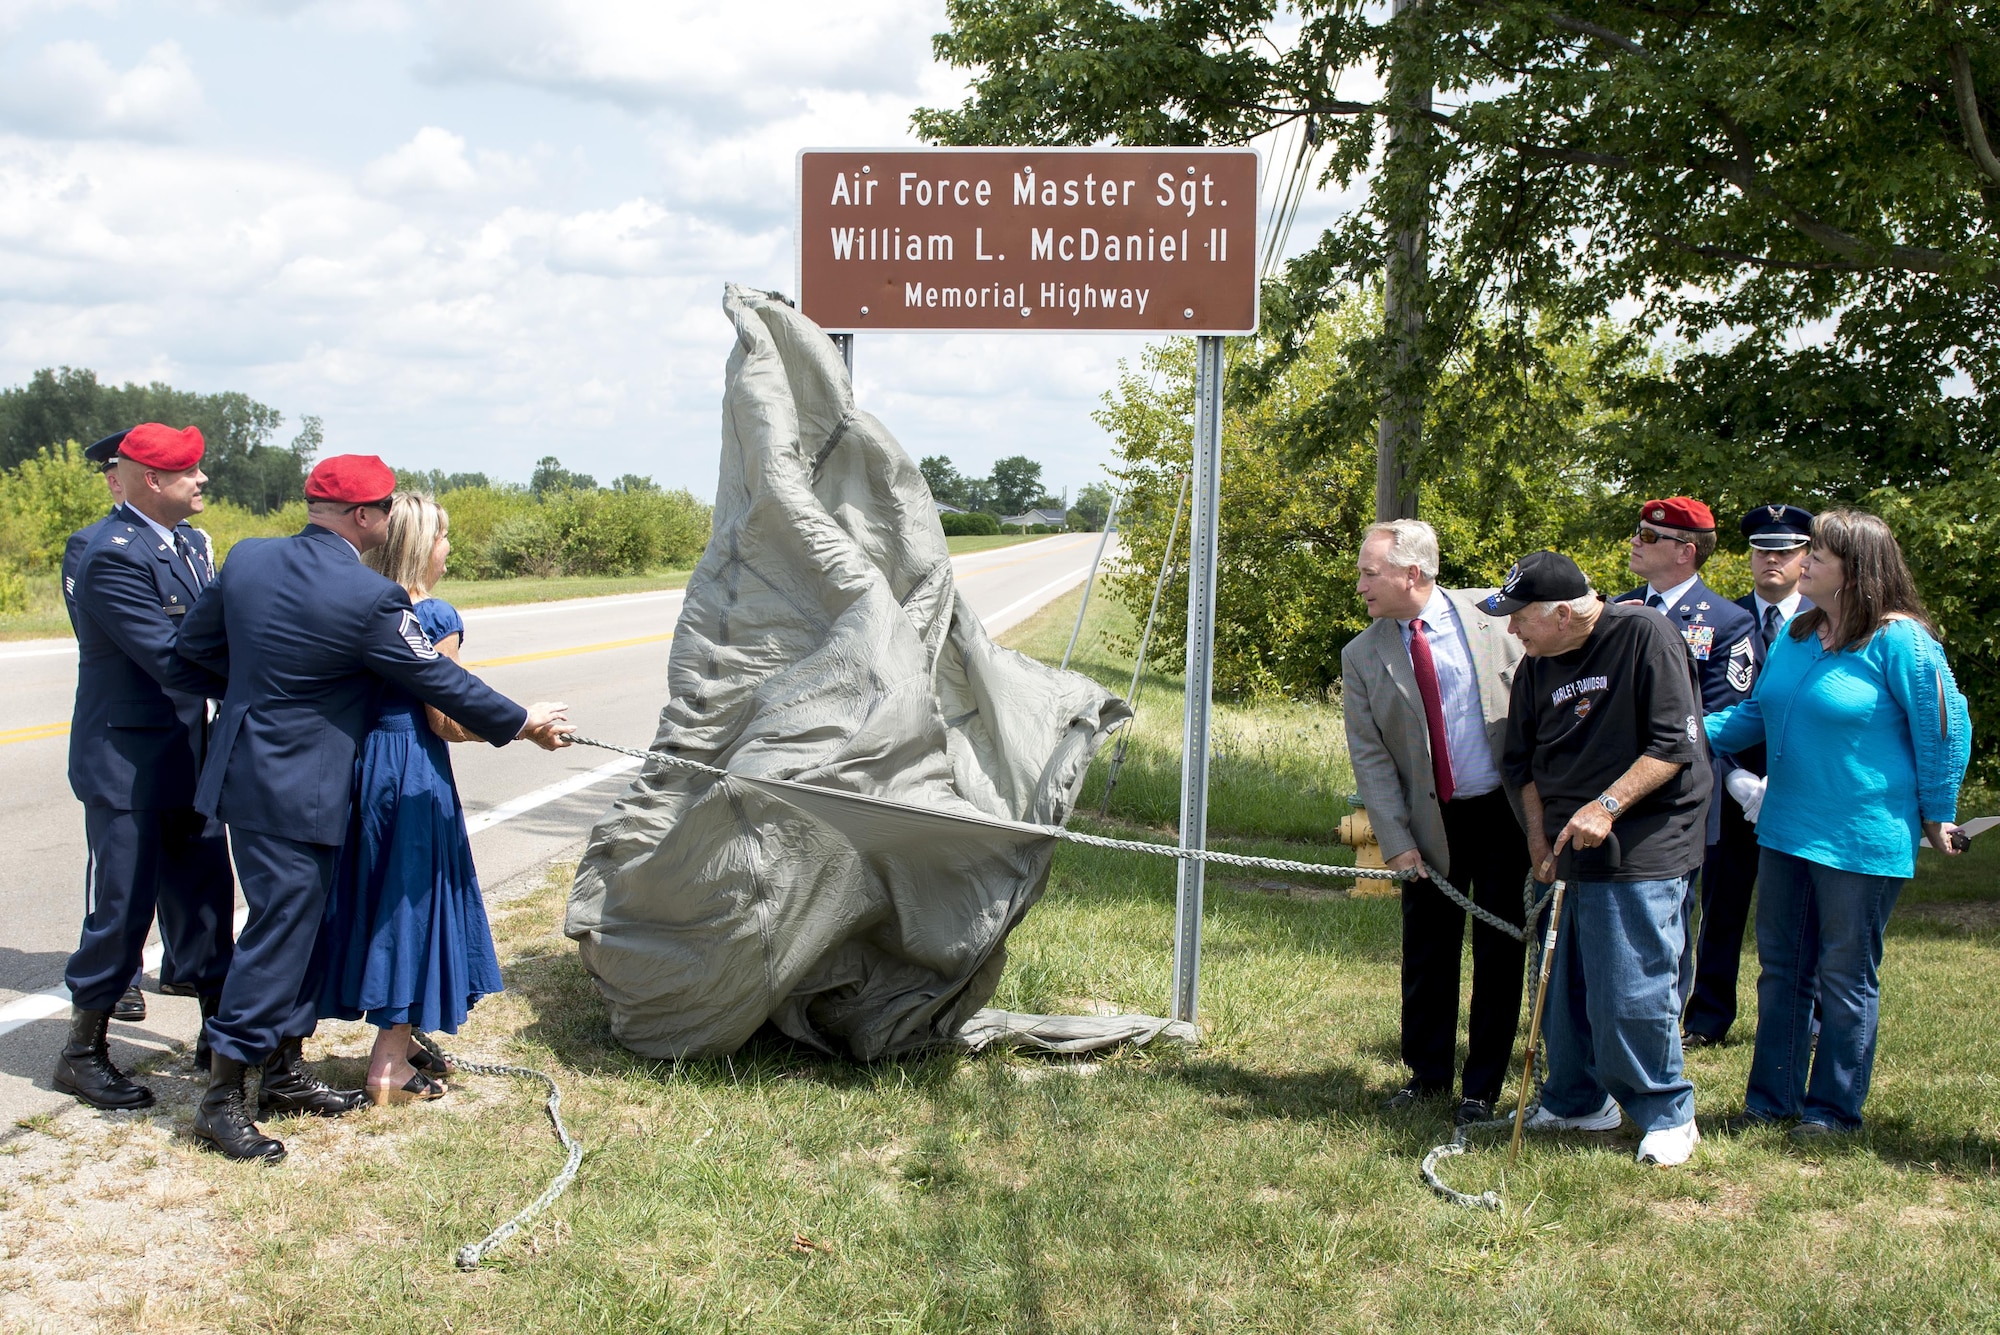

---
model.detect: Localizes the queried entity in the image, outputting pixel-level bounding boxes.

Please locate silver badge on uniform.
[398,610,439,660]
[1725,637,1755,692]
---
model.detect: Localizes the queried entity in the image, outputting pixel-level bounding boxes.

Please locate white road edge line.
[0,758,643,1038]
[983,565,1096,630]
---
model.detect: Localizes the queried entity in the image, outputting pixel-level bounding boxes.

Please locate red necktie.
[1408,619,1456,805]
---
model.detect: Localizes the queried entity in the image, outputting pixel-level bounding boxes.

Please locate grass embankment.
[0,534,1049,641]
[55,580,2000,1331]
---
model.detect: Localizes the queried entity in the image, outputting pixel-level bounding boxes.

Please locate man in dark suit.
[177,453,571,1163]
[62,432,151,1027]
[58,424,237,1110]
[1613,497,1757,1014]
[1681,504,1815,1046]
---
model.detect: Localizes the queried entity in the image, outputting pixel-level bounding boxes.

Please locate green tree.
[919,454,967,507]
[989,454,1048,515]
[530,456,597,498]
[1069,482,1115,530]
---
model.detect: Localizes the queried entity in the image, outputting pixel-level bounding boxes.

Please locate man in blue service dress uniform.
[58,423,237,1110]
[1680,504,1815,1046]
[177,453,571,1163]
[1613,497,1755,1013]
[63,432,149,1026]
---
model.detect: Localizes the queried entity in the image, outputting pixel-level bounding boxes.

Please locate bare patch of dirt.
[1648,1181,1756,1222]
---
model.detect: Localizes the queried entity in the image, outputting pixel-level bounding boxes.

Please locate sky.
[0,0,1368,503]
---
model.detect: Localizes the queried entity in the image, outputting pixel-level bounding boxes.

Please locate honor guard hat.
[1741,503,1814,550]
[1478,551,1591,615]
[83,429,128,471]
[305,454,396,504]
[118,423,206,472]
[1638,497,1715,532]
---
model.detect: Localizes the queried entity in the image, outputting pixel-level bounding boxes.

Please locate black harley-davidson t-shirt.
[1502,601,1712,881]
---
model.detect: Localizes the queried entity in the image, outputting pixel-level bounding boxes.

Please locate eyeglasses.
[1632,526,1695,546]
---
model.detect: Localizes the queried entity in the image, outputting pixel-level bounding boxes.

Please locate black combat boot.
[192,992,222,1069]
[112,984,147,1022]
[52,1007,155,1110]
[193,1055,285,1163]
[257,1036,365,1119]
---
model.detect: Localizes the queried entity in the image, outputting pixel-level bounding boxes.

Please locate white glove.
[1725,769,1766,824]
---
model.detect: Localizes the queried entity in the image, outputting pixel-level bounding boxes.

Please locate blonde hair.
[364,491,449,598]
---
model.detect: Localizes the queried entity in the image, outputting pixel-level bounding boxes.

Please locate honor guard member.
[1681,503,1814,1046]
[177,454,572,1163]
[57,423,237,1111]
[62,432,149,1026]
[1615,497,1756,1009]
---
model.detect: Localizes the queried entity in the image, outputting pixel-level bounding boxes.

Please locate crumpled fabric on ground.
[565,284,1133,1060]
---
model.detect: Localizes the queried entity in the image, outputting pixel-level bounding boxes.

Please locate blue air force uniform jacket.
[1615,575,1757,844]
[1725,592,1813,778]
[176,525,529,846]
[69,506,227,810]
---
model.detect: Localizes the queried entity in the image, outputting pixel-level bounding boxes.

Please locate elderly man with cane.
[1481,551,1711,1166]
[1344,520,1532,1128]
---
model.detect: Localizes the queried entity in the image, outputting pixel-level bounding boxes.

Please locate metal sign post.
[1171,335,1225,1023]
[797,146,1257,1029]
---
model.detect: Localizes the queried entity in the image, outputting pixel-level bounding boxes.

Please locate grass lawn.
[27,579,2000,1332]
[0,536,1050,641]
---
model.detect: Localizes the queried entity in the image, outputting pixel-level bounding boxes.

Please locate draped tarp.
[564,284,1137,1060]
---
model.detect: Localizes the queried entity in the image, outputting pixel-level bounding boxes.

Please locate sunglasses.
[1632,525,1695,546]
[346,499,394,516]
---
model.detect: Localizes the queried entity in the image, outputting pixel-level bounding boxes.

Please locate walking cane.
[1508,853,1568,1167]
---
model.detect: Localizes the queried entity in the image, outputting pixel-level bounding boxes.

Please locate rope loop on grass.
[414,1036,585,1271]
[567,735,1562,1210]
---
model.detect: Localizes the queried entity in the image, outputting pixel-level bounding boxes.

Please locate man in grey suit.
[1343,520,1532,1125]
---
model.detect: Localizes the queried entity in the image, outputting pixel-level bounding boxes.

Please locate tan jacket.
[1339,587,1526,878]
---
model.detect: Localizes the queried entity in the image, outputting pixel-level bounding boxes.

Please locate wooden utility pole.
[1375,0,1430,522]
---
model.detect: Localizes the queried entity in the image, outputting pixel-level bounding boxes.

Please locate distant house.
[934,501,967,515]
[1001,507,1068,529]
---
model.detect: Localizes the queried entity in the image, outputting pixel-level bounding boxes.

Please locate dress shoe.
[1454,1098,1497,1128]
[1789,1120,1853,1144]
[193,1056,285,1164]
[52,1007,155,1110]
[1523,1094,1622,1132]
[367,1071,448,1106]
[1721,1111,1782,1135]
[257,1036,366,1118]
[1679,1029,1722,1050]
[192,992,222,1069]
[111,985,147,1023]
[1380,1084,1445,1113]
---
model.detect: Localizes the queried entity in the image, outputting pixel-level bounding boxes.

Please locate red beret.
[119,423,205,472]
[1639,497,1715,533]
[305,454,396,504]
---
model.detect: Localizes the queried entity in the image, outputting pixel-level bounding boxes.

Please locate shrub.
[0,567,25,615]
[940,510,1000,537]
[437,485,539,580]
[0,442,105,573]
[196,499,305,564]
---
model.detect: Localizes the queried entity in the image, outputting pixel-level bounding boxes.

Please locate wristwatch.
[1594,793,1622,817]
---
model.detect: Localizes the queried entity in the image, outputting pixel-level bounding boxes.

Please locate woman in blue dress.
[320,492,566,1104]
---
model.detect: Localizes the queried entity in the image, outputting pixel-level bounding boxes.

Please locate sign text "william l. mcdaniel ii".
[798,149,1259,335]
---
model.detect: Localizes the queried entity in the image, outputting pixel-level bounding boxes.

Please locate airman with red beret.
[1615,496,1759,1034]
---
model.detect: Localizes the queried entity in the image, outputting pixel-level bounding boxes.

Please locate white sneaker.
[1636,1118,1701,1166]
[1523,1095,1621,1132]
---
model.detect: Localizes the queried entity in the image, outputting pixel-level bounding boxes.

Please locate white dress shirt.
[1643,573,1699,611]
[1397,585,1502,800]
[1752,589,1803,631]
[128,506,205,587]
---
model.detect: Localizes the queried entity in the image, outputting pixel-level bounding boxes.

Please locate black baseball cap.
[84,430,129,471]
[1478,551,1591,615]
[1740,503,1814,550]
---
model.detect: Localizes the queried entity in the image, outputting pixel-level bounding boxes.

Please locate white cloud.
[361,125,535,196]
[0,39,205,140]
[419,0,937,126]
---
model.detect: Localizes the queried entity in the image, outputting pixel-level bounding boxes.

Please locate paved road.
[0,532,1107,1121]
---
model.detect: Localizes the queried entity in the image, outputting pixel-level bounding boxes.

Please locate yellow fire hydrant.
[1336,801,1395,897]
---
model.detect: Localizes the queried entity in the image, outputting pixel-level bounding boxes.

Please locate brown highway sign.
[798,147,1259,335]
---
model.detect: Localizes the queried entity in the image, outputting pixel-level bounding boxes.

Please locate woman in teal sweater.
[1707,510,1970,1139]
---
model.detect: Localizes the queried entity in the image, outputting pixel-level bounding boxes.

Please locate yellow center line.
[0,721,70,747]
[468,632,674,668]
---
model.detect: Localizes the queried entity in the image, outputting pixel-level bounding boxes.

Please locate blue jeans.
[1744,849,1904,1129]
[1539,876,1695,1134]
